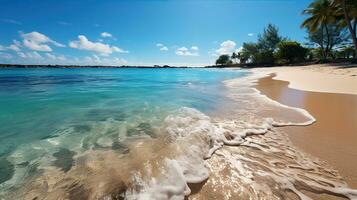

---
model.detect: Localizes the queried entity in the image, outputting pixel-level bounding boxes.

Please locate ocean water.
[1,68,357,199]
[0,68,245,187]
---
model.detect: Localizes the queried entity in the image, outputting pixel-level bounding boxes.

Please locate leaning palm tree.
[301,0,337,59]
[333,0,357,59]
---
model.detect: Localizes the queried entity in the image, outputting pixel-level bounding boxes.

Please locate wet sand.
[256,74,357,188]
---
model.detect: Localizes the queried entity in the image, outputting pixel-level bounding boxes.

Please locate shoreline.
[2,66,357,199]
[254,65,357,188]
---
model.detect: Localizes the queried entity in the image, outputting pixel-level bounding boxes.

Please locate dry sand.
[255,64,357,188]
[256,64,357,95]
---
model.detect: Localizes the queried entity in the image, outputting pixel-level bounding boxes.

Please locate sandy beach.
[255,64,357,188]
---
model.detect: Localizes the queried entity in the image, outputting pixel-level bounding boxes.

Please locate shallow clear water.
[0,67,246,185]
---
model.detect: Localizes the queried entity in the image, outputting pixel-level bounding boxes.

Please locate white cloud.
[69,35,128,56]
[58,21,72,26]
[191,46,199,51]
[8,44,21,52]
[45,53,67,61]
[15,50,125,65]
[16,51,69,64]
[109,57,127,65]
[0,52,13,59]
[176,46,199,56]
[160,46,168,51]
[8,40,22,52]
[112,46,124,52]
[101,32,113,38]
[45,53,56,59]
[17,52,26,58]
[57,55,67,61]
[156,43,169,51]
[18,51,43,60]
[32,52,43,59]
[28,52,43,59]
[216,40,236,55]
[83,55,128,65]
[21,31,65,52]
[14,40,21,46]
[1,19,22,25]
[248,33,254,37]
[0,40,22,52]
[236,46,243,53]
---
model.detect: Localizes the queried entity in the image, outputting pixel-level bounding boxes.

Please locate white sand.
[253,64,357,95]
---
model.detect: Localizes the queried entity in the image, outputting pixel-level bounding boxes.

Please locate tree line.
[216,0,357,67]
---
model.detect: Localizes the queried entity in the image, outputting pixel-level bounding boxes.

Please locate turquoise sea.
[0,67,247,188]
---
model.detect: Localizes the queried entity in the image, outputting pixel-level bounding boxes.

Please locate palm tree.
[301,0,337,59]
[333,0,357,59]
[231,52,238,64]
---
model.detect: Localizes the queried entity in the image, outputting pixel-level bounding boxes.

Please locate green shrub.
[215,55,232,66]
[275,41,308,64]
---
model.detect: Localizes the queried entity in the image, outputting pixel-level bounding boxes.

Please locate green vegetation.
[215,0,357,67]
[240,24,283,65]
[333,0,357,57]
[215,54,232,66]
[275,41,308,64]
[305,24,350,60]
[302,0,356,61]
[215,24,304,66]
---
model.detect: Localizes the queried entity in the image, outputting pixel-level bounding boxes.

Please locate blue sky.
[0,0,312,66]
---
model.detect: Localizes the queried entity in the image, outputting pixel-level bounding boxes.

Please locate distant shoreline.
[0,64,192,69]
[0,63,242,69]
[1,62,355,70]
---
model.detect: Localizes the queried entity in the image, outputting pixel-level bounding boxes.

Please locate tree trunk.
[319,26,327,60]
[322,24,330,60]
[342,0,357,60]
